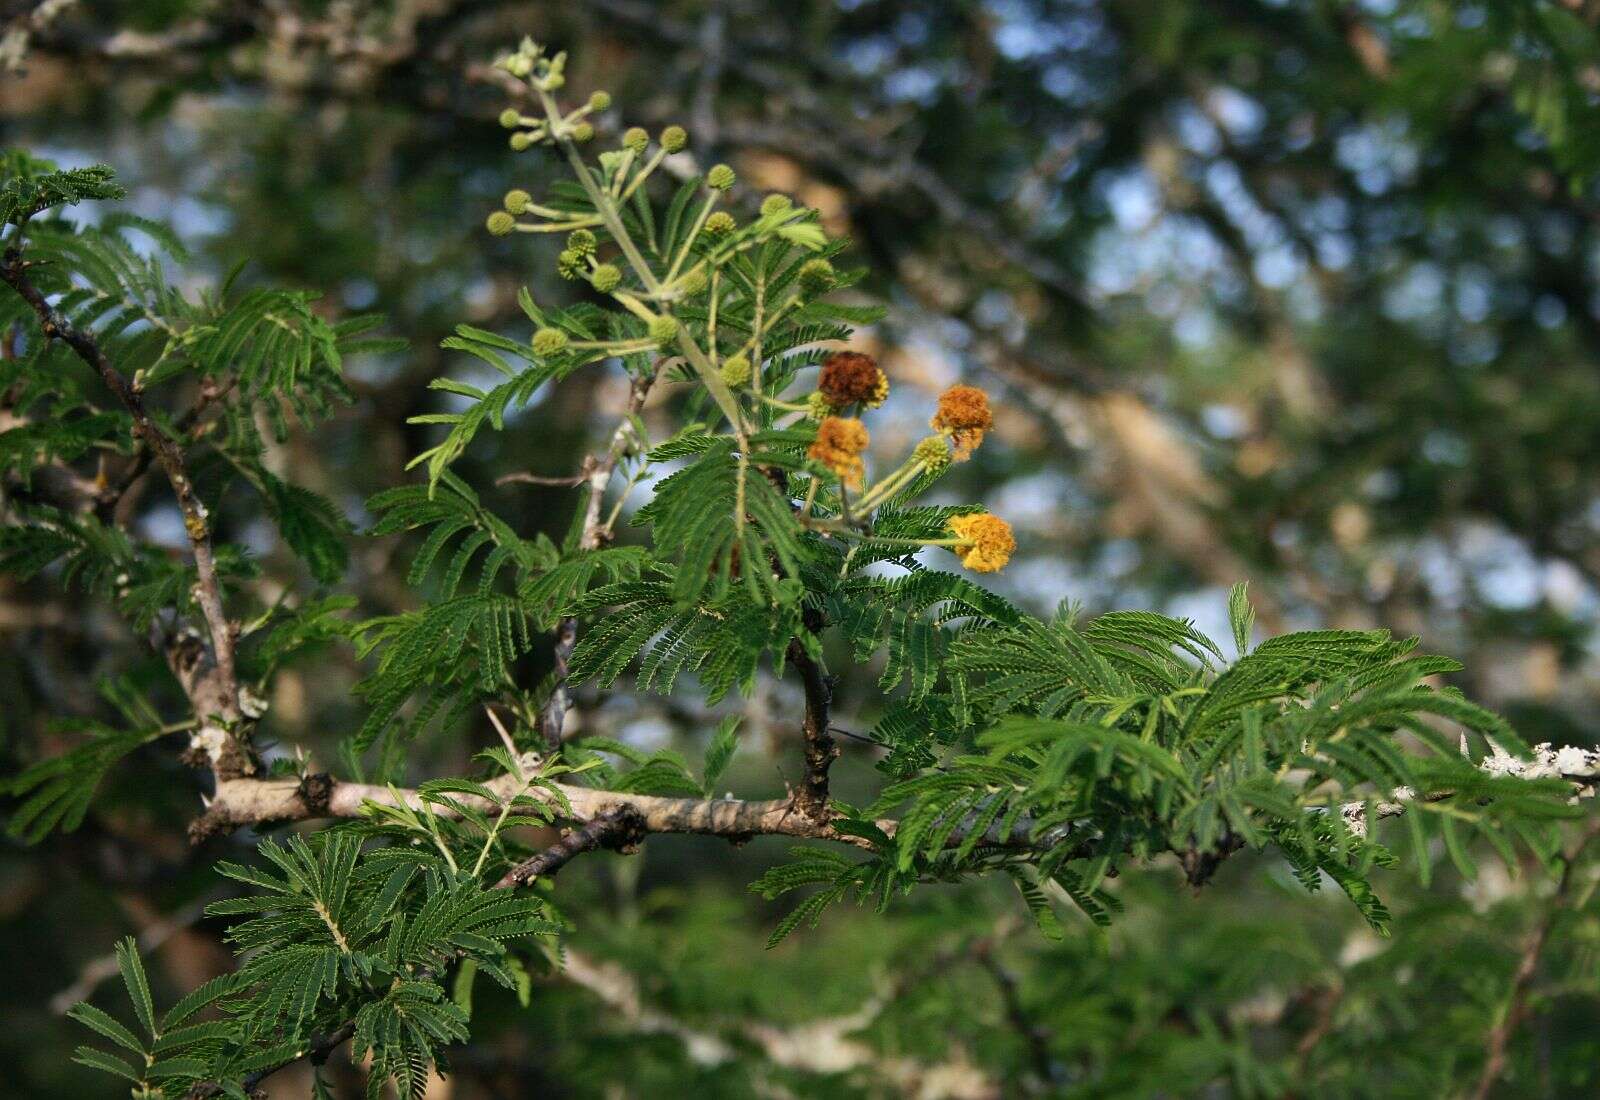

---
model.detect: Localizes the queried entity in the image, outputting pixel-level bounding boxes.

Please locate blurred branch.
[973,939,1058,1091]
[558,947,998,1096]
[50,892,219,1014]
[1469,815,1600,1100]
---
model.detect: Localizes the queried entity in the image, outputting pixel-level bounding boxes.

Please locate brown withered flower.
[817,351,889,410]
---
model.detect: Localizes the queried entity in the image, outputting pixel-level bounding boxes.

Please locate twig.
[187,1021,356,1099]
[0,246,251,776]
[537,369,657,751]
[494,470,588,487]
[493,806,646,888]
[788,636,837,823]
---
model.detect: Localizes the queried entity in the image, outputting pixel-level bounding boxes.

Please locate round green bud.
[703,211,736,237]
[590,263,622,293]
[567,228,597,254]
[648,314,680,347]
[805,391,834,420]
[532,328,570,356]
[707,163,736,191]
[503,189,532,214]
[556,249,586,280]
[912,434,952,472]
[760,193,793,218]
[546,73,565,90]
[797,258,836,296]
[570,122,594,143]
[677,268,707,296]
[622,127,649,153]
[660,125,687,153]
[509,131,534,151]
[588,90,611,111]
[718,355,752,389]
[486,211,516,236]
[499,108,523,129]
[506,55,532,77]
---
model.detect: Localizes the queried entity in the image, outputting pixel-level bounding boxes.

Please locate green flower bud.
[506,55,532,77]
[556,249,586,280]
[588,90,611,111]
[760,193,793,218]
[649,314,680,347]
[532,328,570,356]
[912,434,952,472]
[805,391,834,420]
[797,258,836,296]
[509,132,534,151]
[590,263,622,293]
[486,211,516,236]
[622,127,649,153]
[570,121,594,143]
[660,125,687,153]
[718,354,752,389]
[677,268,707,296]
[707,163,736,191]
[567,228,597,254]
[704,211,737,237]
[504,189,532,214]
[545,73,566,90]
[499,108,523,129]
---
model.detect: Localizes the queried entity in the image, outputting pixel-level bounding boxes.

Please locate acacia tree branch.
[193,769,881,848]
[188,741,1600,869]
[0,245,253,777]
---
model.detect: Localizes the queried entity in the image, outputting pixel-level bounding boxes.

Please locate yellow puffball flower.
[807,416,870,490]
[947,512,1015,573]
[930,384,994,461]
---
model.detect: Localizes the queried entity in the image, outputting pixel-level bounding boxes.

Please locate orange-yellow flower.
[947,512,1015,573]
[818,351,889,409]
[808,416,870,489]
[930,384,993,461]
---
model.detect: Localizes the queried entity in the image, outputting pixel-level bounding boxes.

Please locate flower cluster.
[797,374,1013,572]
[483,42,1013,574]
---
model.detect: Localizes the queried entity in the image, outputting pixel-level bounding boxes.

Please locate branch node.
[296,772,335,816]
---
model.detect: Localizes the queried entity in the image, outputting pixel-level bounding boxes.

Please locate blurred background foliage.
[4,1,1600,1096]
